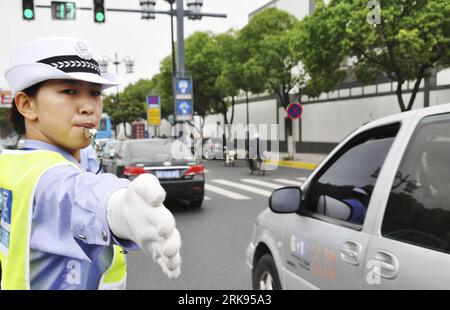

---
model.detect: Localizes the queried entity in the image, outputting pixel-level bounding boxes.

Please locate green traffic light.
[24,8,34,19]
[95,12,105,22]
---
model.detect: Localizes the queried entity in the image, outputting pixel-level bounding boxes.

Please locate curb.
[264,160,318,171]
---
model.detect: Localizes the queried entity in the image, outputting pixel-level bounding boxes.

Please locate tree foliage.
[293,0,450,111]
[239,8,304,108]
[239,8,304,142]
[103,79,156,128]
[157,31,243,126]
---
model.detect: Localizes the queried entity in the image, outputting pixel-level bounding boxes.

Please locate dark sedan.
[103,138,205,208]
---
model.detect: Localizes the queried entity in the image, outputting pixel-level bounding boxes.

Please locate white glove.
[107,174,181,279]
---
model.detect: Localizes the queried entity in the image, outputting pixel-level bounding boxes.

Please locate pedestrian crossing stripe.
[272,178,303,186]
[240,179,285,190]
[204,178,306,201]
[212,179,272,197]
[205,184,251,200]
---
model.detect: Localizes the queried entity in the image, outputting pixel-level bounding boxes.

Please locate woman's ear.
[14,92,38,121]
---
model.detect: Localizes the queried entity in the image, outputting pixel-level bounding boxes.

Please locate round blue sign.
[286,101,303,120]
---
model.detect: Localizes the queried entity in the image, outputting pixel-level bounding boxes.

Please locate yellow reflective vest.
[0,149,126,290]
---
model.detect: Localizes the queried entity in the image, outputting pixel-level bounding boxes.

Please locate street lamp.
[99,54,134,101]
[187,0,203,20]
[139,0,156,19]
[99,53,134,75]
[99,53,134,138]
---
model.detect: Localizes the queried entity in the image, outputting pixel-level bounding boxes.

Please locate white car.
[247,103,450,289]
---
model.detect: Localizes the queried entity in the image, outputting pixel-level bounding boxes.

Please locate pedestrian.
[80,143,101,173]
[0,37,181,290]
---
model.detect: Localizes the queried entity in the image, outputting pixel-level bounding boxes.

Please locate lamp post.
[164,0,176,79]
[187,0,203,20]
[136,0,225,140]
[99,53,134,93]
[99,54,134,137]
[139,0,156,19]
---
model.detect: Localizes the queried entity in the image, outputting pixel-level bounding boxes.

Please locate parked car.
[1,134,20,149]
[102,139,122,159]
[246,103,450,290]
[103,138,204,208]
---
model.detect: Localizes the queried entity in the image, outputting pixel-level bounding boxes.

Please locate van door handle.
[370,250,399,279]
[340,241,363,266]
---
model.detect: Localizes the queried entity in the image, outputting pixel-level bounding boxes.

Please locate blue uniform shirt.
[80,144,101,173]
[21,140,138,289]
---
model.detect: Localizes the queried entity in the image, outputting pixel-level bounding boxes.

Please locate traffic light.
[93,0,105,23]
[22,0,35,20]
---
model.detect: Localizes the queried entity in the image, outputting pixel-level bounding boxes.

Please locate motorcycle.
[248,157,265,175]
[224,146,236,167]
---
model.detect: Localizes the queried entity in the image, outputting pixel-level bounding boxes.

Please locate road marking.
[297,177,307,181]
[204,196,211,201]
[212,179,272,197]
[241,178,285,189]
[205,184,251,200]
[272,178,303,186]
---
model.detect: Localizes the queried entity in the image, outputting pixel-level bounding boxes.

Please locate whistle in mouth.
[84,128,98,139]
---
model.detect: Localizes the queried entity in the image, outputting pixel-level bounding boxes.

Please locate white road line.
[212,179,272,197]
[272,178,303,186]
[205,184,251,200]
[241,178,285,190]
[204,196,211,201]
[297,177,307,181]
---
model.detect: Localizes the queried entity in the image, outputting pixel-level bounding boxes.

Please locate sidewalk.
[265,152,328,171]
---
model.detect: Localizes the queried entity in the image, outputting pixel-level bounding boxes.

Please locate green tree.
[103,79,157,136]
[184,31,236,125]
[156,56,175,120]
[293,0,450,112]
[158,31,243,133]
[239,8,303,158]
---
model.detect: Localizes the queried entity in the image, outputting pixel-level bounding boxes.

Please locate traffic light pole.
[175,0,185,77]
[34,3,226,73]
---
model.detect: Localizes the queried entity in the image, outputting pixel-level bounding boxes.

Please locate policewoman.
[0,37,181,290]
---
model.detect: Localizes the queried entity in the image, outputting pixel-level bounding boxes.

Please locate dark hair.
[9,82,45,135]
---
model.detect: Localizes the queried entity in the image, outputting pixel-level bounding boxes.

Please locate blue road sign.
[176,100,193,115]
[174,76,193,121]
[175,78,192,95]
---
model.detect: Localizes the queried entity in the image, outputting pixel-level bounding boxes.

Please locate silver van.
[246,104,450,289]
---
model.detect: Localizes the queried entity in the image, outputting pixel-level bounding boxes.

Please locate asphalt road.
[126,159,312,290]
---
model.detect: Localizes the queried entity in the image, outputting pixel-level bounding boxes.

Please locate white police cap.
[5,36,123,96]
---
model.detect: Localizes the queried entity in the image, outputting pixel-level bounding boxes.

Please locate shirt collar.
[21,139,81,166]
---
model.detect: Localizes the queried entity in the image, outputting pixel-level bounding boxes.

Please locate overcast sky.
[0,0,269,91]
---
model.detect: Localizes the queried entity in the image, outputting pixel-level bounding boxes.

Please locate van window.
[382,114,450,255]
[306,124,400,227]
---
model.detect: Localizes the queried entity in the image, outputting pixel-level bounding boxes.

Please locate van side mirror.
[269,187,302,213]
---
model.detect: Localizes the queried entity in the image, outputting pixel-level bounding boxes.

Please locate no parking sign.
[286,101,303,120]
